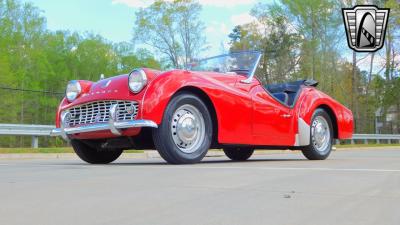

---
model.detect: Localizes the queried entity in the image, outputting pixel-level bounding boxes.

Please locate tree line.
[0,0,399,147]
[0,0,160,147]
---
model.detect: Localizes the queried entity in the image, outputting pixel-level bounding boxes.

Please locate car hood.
[88,69,162,96]
[61,69,161,107]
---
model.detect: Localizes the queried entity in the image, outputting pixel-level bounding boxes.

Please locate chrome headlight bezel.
[128,69,148,93]
[66,80,82,102]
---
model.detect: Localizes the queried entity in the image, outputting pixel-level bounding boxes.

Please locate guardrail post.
[376,139,380,144]
[351,139,355,145]
[388,139,392,144]
[364,139,368,144]
[31,136,39,148]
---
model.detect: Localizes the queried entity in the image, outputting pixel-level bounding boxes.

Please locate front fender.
[141,70,207,124]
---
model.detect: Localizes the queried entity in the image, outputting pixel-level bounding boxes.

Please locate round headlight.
[128,69,148,93]
[66,80,82,102]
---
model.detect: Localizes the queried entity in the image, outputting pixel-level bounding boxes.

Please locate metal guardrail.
[350,134,400,144]
[0,124,399,148]
[0,124,55,148]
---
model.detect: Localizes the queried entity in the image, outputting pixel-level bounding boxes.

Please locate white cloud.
[230,13,257,26]
[198,0,255,7]
[203,21,232,56]
[111,0,156,8]
[207,21,230,35]
[112,0,254,8]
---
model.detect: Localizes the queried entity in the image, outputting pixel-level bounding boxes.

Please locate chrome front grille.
[65,100,139,127]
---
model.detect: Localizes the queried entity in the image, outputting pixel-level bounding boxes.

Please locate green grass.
[0,148,144,154]
[335,143,400,148]
[0,147,74,154]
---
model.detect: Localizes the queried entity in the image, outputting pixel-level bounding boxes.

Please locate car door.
[250,85,296,146]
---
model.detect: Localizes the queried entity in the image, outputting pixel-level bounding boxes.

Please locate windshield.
[191,51,261,76]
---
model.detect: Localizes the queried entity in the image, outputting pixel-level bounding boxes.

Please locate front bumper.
[51,104,158,141]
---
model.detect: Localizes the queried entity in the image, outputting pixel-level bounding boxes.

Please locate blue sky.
[24,0,263,56]
[21,0,380,71]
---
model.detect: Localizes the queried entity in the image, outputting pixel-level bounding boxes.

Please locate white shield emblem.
[342,5,390,52]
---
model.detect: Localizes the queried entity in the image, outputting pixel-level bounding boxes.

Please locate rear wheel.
[223,147,254,161]
[152,92,212,164]
[301,109,333,160]
[71,140,123,164]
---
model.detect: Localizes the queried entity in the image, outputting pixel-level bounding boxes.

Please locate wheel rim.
[311,116,331,152]
[171,104,205,154]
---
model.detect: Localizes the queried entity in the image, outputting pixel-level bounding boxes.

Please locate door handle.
[281,114,292,118]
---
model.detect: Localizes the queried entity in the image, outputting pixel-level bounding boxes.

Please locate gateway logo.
[342,5,390,52]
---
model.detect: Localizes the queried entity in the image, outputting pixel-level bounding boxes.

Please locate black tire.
[152,92,212,164]
[301,109,333,160]
[71,140,123,164]
[223,147,254,161]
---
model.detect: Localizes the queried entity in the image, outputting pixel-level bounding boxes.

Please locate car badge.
[126,106,135,114]
[94,113,102,122]
[342,5,390,52]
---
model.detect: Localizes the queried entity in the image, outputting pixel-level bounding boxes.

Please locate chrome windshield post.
[240,52,262,84]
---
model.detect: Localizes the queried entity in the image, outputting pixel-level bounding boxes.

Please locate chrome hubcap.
[311,116,331,152]
[171,104,205,154]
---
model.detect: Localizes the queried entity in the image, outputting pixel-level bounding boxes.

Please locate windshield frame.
[191,51,262,81]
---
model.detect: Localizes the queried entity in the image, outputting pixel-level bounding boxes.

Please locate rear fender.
[296,88,353,142]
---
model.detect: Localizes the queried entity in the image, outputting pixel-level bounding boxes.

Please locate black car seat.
[266,79,318,107]
[272,92,289,105]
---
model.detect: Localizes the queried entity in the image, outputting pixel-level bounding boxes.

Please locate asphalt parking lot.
[1,148,400,225]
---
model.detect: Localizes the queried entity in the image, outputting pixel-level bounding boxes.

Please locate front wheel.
[152,92,212,164]
[71,140,123,164]
[301,109,333,160]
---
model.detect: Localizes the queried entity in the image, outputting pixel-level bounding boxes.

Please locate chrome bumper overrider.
[50,104,158,141]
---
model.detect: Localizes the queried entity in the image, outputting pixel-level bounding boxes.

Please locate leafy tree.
[229,3,301,83]
[0,0,161,147]
[133,0,205,68]
[228,0,399,134]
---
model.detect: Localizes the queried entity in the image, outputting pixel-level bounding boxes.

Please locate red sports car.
[51,51,353,164]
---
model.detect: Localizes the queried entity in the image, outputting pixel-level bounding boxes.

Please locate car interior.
[265,80,318,107]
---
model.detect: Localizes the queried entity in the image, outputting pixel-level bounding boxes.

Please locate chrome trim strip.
[294,134,300,146]
[50,119,158,138]
[296,118,311,146]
